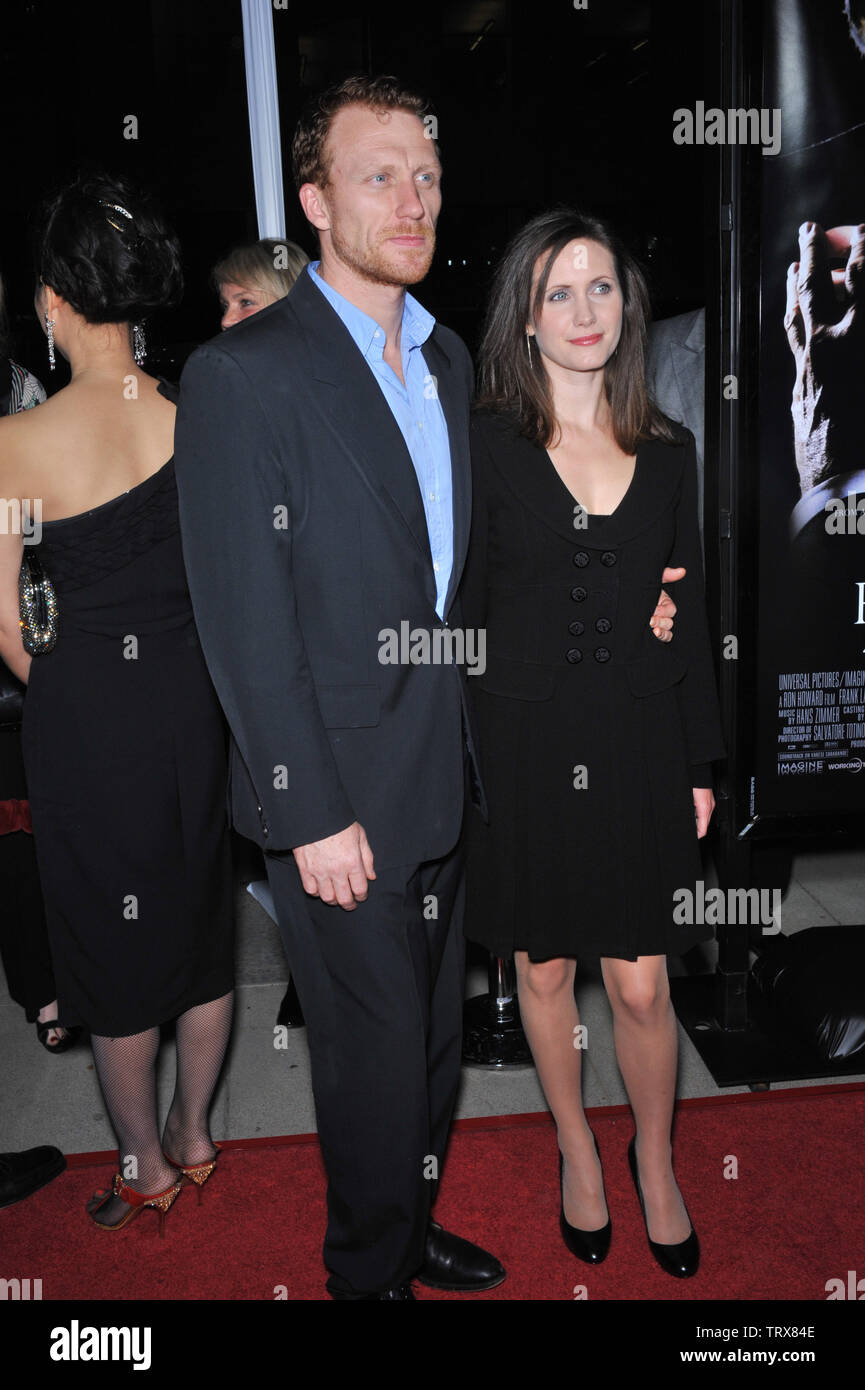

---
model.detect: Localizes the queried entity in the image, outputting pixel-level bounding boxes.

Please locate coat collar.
[472,408,685,547]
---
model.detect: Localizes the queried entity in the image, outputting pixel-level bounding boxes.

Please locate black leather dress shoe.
[0,1146,66,1209]
[415,1221,506,1291]
[559,1131,612,1263]
[627,1135,699,1278]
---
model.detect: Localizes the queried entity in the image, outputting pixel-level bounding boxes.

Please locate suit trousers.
[263,813,467,1297]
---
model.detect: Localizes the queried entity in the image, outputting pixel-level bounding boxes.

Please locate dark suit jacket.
[173,269,484,868]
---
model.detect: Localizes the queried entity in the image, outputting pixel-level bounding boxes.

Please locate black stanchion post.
[714,822,751,1032]
[462,953,534,1068]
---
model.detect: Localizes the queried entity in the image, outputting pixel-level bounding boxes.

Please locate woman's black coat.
[459,407,726,962]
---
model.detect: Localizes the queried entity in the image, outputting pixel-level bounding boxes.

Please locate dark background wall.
[1,0,708,384]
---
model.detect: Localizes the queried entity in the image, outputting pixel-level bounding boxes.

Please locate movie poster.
[754,0,865,817]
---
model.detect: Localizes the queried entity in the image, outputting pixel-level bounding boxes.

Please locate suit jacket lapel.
[423,332,471,619]
[287,272,471,620]
[288,272,436,604]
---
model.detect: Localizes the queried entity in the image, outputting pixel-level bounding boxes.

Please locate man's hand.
[293,822,376,911]
[649,566,686,642]
[784,221,865,496]
[693,787,715,839]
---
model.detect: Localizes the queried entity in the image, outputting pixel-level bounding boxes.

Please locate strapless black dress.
[19,382,234,1036]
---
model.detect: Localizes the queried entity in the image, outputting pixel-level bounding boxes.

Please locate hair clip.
[97,199,134,232]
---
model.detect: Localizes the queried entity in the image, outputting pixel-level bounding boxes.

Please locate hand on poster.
[784,221,865,496]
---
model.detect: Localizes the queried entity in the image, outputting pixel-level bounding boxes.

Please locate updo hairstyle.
[35,172,183,323]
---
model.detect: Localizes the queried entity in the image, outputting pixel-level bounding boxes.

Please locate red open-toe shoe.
[161,1144,220,1205]
[87,1171,184,1236]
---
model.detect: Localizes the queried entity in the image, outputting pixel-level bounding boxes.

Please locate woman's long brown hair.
[476,206,679,453]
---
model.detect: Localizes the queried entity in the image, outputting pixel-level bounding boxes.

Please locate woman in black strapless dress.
[0,174,234,1233]
[21,382,234,1038]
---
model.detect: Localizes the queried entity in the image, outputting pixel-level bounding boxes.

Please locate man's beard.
[329,223,435,287]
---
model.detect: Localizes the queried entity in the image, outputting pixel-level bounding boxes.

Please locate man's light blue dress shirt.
[307,261,454,618]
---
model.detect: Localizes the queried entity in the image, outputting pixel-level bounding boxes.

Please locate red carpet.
[3,1083,863,1300]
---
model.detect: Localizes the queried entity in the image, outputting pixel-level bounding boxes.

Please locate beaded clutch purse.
[19,549,59,654]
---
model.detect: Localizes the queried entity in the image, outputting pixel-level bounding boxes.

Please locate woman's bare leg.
[514,951,607,1230]
[600,954,690,1243]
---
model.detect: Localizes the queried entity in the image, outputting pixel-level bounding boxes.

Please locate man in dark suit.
[174,76,503,1300]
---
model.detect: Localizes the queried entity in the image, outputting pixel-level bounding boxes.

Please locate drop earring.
[44,313,56,371]
[526,330,534,367]
[132,322,146,366]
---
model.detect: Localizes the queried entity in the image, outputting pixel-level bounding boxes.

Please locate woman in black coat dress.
[461,209,725,1278]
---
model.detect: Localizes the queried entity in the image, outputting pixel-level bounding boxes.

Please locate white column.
[241,0,286,238]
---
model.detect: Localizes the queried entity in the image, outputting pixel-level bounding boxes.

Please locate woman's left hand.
[693,787,715,839]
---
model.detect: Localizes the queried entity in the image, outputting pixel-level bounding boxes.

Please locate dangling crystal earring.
[44,314,56,371]
[132,322,146,366]
[526,330,534,367]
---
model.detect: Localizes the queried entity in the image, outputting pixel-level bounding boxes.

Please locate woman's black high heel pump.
[627,1135,699,1278]
[558,1129,611,1264]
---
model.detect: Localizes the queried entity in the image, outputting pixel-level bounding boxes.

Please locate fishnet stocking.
[162,990,234,1166]
[88,1026,178,1225]
[86,990,234,1226]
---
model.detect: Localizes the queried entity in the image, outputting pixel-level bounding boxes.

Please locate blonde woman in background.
[213,237,308,330]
